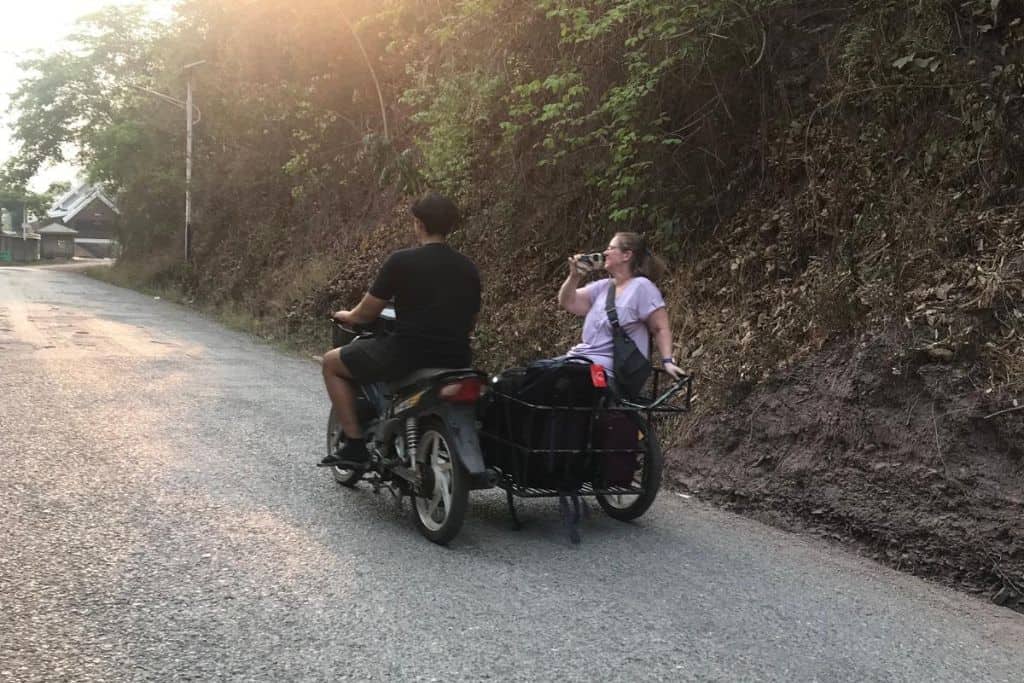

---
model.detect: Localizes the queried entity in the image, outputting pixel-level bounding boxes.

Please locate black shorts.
[338,336,415,385]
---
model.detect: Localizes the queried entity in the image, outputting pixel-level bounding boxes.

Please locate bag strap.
[603,281,628,400]
[604,280,621,330]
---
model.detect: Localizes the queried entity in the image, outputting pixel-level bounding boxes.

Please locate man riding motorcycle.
[319,192,481,469]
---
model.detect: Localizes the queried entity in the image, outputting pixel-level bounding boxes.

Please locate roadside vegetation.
[4,0,1022,607]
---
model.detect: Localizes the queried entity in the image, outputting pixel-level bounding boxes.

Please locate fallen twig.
[904,390,922,427]
[984,405,1024,420]
[931,401,949,475]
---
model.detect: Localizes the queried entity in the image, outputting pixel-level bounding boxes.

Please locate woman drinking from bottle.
[558,232,685,381]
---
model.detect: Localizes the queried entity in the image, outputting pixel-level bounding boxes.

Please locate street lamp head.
[182,60,207,71]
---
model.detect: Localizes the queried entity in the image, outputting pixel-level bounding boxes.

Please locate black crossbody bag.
[604,282,651,399]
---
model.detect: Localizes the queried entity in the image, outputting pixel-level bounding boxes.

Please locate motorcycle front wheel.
[326,411,363,488]
[411,418,469,545]
[596,413,663,521]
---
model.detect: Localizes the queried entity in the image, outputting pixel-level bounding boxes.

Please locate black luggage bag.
[482,359,601,490]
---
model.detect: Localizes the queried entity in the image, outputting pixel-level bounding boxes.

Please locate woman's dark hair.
[615,231,667,282]
[410,192,460,236]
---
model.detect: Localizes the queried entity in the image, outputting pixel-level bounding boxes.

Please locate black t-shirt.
[369,242,481,367]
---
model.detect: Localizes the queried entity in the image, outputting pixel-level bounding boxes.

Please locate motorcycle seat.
[385,367,475,395]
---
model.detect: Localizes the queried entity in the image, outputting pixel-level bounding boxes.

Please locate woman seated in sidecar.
[479,231,689,536]
[558,231,685,386]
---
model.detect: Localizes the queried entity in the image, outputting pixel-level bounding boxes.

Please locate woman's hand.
[662,361,686,381]
[567,255,584,279]
[559,257,590,314]
[331,310,353,325]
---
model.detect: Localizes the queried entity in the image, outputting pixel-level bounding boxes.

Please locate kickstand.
[505,488,523,530]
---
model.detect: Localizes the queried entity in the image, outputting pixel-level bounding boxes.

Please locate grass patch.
[85,259,330,360]
[85,260,185,300]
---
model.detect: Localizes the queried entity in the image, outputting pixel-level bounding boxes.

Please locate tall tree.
[5,6,163,185]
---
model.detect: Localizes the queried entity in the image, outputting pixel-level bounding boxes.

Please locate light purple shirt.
[567,276,666,371]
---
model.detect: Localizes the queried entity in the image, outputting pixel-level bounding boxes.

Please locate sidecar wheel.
[412,419,469,545]
[327,411,362,488]
[596,414,663,521]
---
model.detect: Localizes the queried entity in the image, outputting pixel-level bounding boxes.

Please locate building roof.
[0,230,40,240]
[48,183,120,221]
[49,184,91,215]
[37,223,79,236]
[51,185,84,210]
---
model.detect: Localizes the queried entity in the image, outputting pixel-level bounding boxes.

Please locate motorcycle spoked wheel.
[411,418,469,545]
[595,413,663,521]
[326,410,363,488]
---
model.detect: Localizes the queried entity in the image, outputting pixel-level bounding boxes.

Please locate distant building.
[0,229,41,263]
[37,223,78,259]
[0,207,41,263]
[48,183,120,258]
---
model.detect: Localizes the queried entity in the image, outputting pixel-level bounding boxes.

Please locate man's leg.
[321,348,363,439]
[320,348,368,466]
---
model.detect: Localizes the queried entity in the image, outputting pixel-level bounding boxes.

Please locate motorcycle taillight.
[439,377,485,403]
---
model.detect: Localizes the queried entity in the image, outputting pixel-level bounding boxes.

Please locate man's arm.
[333,293,388,326]
[334,251,398,325]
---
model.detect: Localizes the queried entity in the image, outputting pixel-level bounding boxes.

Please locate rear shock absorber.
[404,417,418,465]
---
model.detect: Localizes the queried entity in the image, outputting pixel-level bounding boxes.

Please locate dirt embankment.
[670,332,1024,611]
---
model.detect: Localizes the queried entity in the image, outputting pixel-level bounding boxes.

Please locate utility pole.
[182,60,205,264]
[130,66,203,264]
[130,62,205,265]
[185,74,193,262]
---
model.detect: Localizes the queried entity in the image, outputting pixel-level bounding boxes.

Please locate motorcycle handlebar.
[619,372,691,411]
[329,305,396,332]
[327,319,376,342]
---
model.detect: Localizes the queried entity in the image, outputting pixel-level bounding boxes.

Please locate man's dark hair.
[410,192,460,236]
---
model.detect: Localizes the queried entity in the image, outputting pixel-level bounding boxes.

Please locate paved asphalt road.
[1,265,1023,682]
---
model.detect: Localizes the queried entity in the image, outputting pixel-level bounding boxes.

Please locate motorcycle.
[326,308,493,544]
[326,309,691,545]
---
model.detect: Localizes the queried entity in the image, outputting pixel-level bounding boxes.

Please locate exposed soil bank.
[669,332,1024,612]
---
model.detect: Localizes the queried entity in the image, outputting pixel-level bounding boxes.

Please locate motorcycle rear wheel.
[326,411,363,488]
[596,413,663,521]
[411,418,469,545]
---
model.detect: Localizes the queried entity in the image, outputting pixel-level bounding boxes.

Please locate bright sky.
[0,0,175,191]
